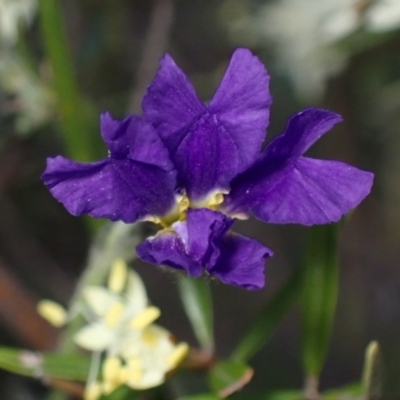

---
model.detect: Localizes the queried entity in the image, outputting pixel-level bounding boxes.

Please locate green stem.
[37,0,97,161]
[178,277,214,354]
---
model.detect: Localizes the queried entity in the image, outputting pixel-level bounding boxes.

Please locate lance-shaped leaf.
[0,347,90,381]
[178,276,214,352]
[362,341,384,400]
[231,267,302,363]
[38,0,100,162]
[208,360,253,398]
[301,224,339,378]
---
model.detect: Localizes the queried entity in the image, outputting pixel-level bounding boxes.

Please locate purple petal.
[224,107,373,224]
[170,118,241,200]
[137,209,233,276]
[137,208,270,290]
[100,113,174,171]
[262,108,342,161]
[42,156,176,223]
[143,50,271,202]
[136,230,202,278]
[185,208,233,266]
[142,53,205,141]
[208,233,272,290]
[209,48,271,169]
[226,157,374,225]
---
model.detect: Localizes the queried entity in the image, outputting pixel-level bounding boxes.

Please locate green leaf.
[0,347,90,381]
[37,0,100,162]
[264,391,302,400]
[323,383,362,400]
[208,360,253,398]
[178,276,214,352]
[301,224,339,377]
[231,267,302,363]
[177,395,220,400]
[100,385,141,400]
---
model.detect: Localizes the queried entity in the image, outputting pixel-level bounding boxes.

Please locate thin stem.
[86,351,101,389]
[126,0,174,114]
[303,375,320,400]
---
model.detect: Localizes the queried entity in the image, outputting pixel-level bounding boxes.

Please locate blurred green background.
[0,0,398,398]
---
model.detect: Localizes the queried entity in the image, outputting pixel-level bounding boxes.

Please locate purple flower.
[41,48,373,290]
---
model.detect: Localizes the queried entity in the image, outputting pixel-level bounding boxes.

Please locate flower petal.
[142,53,205,141]
[143,50,271,202]
[167,117,242,201]
[209,48,271,169]
[74,322,114,351]
[227,157,374,225]
[136,230,202,278]
[124,270,148,316]
[101,113,176,172]
[224,107,374,224]
[136,209,232,277]
[185,208,233,267]
[100,112,131,158]
[262,107,343,160]
[83,286,117,317]
[42,155,176,223]
[208,233,271,290]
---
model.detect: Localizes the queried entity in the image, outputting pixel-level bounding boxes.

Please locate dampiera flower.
[42,48,373,290]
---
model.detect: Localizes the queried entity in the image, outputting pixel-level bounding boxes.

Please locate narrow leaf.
[362,341,384,400]
[208,360,253,398]
[0,347,90,381]
[231,267,302,363]
[178,276,214,352]
[301,224,339,377]
[177,395,220,400]
[37,0,100,162]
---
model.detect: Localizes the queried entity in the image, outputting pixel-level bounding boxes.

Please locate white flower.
[0,0,36,45]
[38,259,188,400]
[365,0,400,32]
[222,0,400,99]
[0,52,55,134]
[257,0,357,98]
[73,259,158,352]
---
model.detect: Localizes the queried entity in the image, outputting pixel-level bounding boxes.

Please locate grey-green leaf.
[231,267,302,363]
[178,276,214,352]
[0,347,90,381]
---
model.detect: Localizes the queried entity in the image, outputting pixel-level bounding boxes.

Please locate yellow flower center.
[144,190,228,228]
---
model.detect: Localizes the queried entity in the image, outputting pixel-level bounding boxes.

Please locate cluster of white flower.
[38,259,188,400]
[0,0,36,45]
[221,0,400,99]
[0,0,55,134]
[0,53,54,133]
